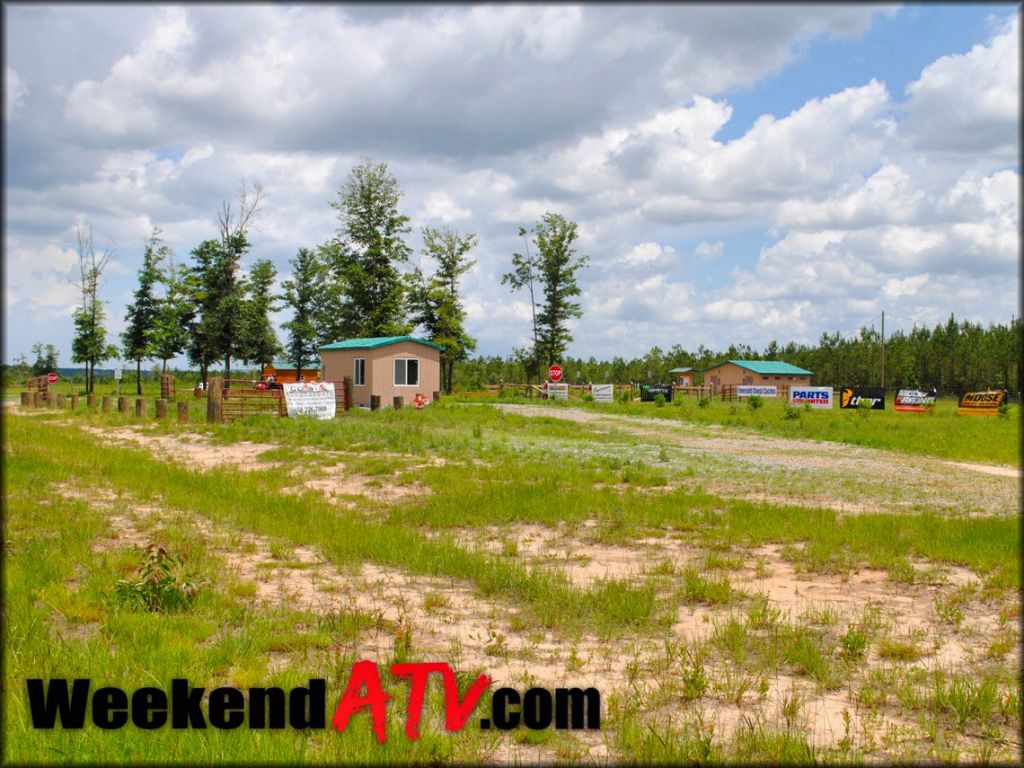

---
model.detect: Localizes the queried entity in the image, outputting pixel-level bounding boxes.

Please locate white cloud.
[5,67,28,118]
[694,240,724,260]
[903,14,1019,158]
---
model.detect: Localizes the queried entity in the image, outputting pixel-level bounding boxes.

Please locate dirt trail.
[489,404,1020,516]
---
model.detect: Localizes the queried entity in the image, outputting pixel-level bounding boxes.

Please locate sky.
[3,3,1020,367]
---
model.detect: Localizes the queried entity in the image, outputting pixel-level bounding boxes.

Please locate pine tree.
[282,247,325,381]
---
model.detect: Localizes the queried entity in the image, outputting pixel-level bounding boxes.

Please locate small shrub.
[997,403,1009,418]
[581,392,594,403]
[619,388,631,403]
[782,404,801,420]
[680,656,709,701]
[747,395,763,410]
[654,393,666,408]
[698,397,710,408]
[857,398,874,418]
[114,544,199,612]
[840,626,869,660]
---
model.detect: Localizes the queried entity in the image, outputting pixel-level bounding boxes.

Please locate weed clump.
[747,395,763,411]
[114,544,199,612]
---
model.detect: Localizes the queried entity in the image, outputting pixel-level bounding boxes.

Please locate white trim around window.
[394,357,420,387]
[354,357,365,387]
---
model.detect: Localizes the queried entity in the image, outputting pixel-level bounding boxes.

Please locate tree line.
[42,157,588,394]
[454,315,1022,396]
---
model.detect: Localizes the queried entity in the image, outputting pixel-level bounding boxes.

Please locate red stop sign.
[47,372,58,384]
[548,364,563,382]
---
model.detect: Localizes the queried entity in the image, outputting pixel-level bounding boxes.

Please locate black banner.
[838,387,885,410]
[639,384,673,403]
[895,388,937,412]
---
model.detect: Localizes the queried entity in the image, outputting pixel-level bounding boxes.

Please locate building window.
[354,358,365,387]
[394,358,419,387]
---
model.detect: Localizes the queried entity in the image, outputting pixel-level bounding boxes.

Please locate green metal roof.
[709,359,813,375]
[319,335,444,351]
[269,357,320,370]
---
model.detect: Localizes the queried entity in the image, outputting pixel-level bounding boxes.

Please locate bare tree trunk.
[136,360,142,395]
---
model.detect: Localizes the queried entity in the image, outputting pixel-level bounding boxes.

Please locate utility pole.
[880,310,885,391]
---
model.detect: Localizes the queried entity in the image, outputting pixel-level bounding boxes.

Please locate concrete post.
[87,393,97,408]
[135,398,144,417]
[20,392,30,406]
[71,394,79,409]
[155,398,168,418]
[46,391,56,408]
[177,400,189,425]
[102,396,111,412]
[118,396,128,414]
[56,394,66,408]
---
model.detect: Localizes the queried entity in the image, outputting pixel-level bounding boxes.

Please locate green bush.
[114,544,199,612]
[654,393,666,408]
[747,395,763,410]
[698,397,711,408]
[782,404,801,420]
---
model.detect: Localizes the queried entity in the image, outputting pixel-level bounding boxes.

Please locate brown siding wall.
[321,341,441,407]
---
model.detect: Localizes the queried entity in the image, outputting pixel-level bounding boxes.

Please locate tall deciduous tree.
[409,226,477,393]
[501,227,542,383]
[69,219,115,394]
[122,228,169,394]
[532,213,588,366]
[282,247,325,381]
[150,254,194,373]
[239,258,282,377]
[320,158,412,341]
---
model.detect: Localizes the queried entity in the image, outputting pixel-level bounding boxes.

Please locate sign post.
[114,367,122,398]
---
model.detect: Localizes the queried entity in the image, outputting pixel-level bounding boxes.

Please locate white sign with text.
[590,384,614,402]
[283,382,336,419]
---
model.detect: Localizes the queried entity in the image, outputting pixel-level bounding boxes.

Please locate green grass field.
[3,396,1020,763]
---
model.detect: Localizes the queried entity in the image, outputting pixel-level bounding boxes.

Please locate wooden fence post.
[370,395,381,411]
[87,393,96,408]
[155,399,168,418]
[177,401,189,425]
[393,395,404,410]
[343,376,353,411]
[32,392,41,407]
[135,398,144,417]
[102,396,111,412]
[56,394,66,408]
[207,377,223,423]
[118,396,128,413]
[20,392,30,407]
[46,391,56,408]
[71,394,79,409]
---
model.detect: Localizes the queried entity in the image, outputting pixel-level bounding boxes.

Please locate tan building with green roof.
[319,336,443,408]
[702,360,813,394]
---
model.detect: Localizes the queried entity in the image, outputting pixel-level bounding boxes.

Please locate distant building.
[668,367,697,387]
[261,358,321,383]
[702,360,813,394]
[319,336,442,408]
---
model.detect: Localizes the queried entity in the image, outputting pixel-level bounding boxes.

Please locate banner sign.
[839,387,885,410]
[957,390,1007,415]
[737,385,778,398]
[895,388,937,412]
[789,386,833,409]
[590,384,614,403]
[283,382,336,419]
[639,384,673,402]
[545,383,568,401]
